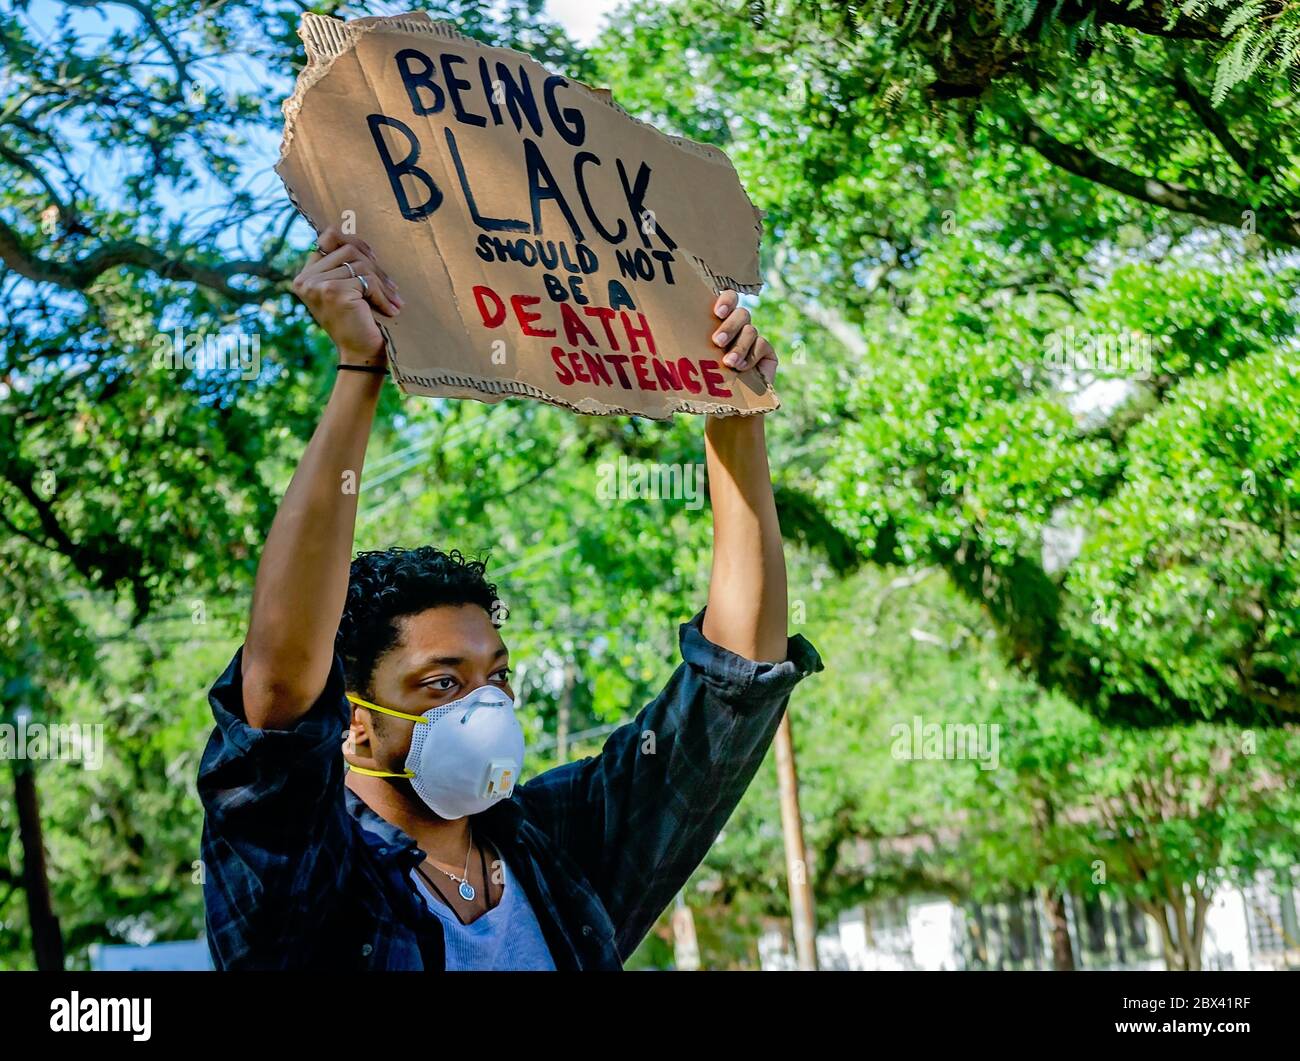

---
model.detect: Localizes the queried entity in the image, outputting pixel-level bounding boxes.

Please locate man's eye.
[493,668,512,683]
[427,677,456,692]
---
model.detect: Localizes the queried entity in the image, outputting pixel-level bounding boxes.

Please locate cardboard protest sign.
[277,12,778,419]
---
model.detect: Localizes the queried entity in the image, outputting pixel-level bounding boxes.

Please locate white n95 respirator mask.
[345,684,524,820]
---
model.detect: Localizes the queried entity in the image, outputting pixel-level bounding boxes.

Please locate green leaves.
[0,0,597,969]
[601,0,1300,727]
[1064,346,1300,723]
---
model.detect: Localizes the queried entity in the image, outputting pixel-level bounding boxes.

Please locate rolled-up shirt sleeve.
[515,609,823,960]
[197,648,354,969]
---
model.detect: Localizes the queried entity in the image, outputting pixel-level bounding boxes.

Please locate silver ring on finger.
[357,273,369,296]
[343,261,358,280]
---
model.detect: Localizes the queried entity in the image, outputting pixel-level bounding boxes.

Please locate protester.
[196,225,822,970]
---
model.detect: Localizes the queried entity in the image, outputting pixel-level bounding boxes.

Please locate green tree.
[0,0,589,969]
[958,692,1300,971]
[693,563,1300,971]
[595,0,1300,726]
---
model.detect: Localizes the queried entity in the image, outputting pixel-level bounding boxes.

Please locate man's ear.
[343,700,379,764]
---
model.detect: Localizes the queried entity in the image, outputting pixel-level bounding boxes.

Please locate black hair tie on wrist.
[336,363,388,375]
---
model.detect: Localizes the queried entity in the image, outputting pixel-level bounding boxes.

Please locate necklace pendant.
[458,880,476,902]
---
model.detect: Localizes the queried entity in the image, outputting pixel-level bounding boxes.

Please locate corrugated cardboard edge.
[277,11,776,420]
[390,366,773,418]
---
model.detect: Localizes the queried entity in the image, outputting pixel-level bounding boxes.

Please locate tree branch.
[0,141,83,234]
[765,266,871,359]
[1001,97,1300,247]
[0,447,151,611]
[61,0,189,87]
[0,216,289,303]
[1091,1,1227,42]
[1171,67,1263,181]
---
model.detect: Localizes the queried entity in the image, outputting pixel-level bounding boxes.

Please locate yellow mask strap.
[346,763,415,779]
[343,693,425,779]
[345,692,430,725]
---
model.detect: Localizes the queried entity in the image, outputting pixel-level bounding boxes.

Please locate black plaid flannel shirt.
[197,610,822,970]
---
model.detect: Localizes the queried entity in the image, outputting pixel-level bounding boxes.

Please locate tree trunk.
[1030,792,1074,970]
[1168,884,1201,971]
[1042,888,1076,970]
[1141,899,1178,969]
[1157,885,1207,971]
[1189,889,1211,971]
[13,761,64,970]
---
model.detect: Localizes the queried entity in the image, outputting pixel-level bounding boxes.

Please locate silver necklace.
[427,827,476,901]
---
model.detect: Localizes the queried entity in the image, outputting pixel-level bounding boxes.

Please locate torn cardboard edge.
[282,12,764,235]
[278,11,776,420]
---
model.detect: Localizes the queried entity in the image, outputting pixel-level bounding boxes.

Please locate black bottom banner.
[0,969,1291,1047]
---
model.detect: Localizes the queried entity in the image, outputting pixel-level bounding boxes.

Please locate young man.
[197,225,822,970]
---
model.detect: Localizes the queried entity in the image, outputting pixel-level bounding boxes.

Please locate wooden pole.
[671,893,701,970]
[556,660,574,762]
[774,712,817,969]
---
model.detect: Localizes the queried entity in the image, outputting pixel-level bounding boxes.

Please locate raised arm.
[241,226,403,729]
[701,290,786,663]
[512,294,819,958]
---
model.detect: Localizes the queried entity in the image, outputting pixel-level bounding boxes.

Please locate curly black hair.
[336,546,503,698]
